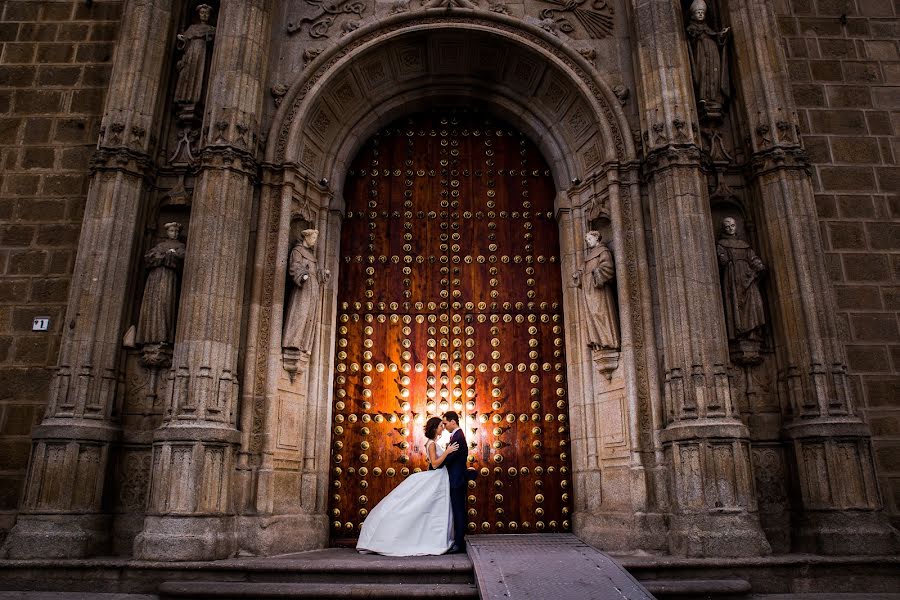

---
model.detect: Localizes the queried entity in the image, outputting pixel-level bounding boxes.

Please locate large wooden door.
[330,112,572,541]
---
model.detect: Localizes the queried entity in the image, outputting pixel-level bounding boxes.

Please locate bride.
[356,416,459,556]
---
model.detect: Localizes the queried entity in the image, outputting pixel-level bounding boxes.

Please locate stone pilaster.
[1,0,174,560]
[724,0,898,554]
[629,0,769,556]
[134,0,272,561]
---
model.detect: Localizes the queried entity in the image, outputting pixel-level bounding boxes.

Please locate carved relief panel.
[330,112,573,539]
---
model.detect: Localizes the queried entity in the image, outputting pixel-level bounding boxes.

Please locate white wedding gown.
[356,441,454,556]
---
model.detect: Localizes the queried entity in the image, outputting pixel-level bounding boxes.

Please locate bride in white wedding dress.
[356,416,459,556]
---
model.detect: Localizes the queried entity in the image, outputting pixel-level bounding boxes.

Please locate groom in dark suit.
[441,411,473,553]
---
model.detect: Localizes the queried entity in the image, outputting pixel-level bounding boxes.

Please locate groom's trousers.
[449,483,466,550]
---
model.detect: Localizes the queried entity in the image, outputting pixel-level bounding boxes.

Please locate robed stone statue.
[717,217,766,361]
[136,222,186,350]
[283,229,325,354]
[686,0,730,120]
[173,4,215,109]
[574,231,620,351]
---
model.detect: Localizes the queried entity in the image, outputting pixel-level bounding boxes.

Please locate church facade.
[0,0,898,562]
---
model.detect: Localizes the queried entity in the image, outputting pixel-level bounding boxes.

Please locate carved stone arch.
[266,12,636,187]
[239,13,662,556]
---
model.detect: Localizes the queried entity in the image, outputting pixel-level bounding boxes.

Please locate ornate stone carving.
[716,217,766,365]
[283,229,328,356]
[169,126,199,165]
[612,84,628,106]
[287,0,367,38]
[755,123,772,147]
[685,0,730,122]
[136,222,186,368]
[340,20,361,36]
[271,84,288,107]
[574,231,620,351]
[109,122,125,145]
[174,4,216,115]
[536,0,614,39]
[592,347,619,380]
[303,48,322,66]
[273,15,630,164]
[391,0,411,14]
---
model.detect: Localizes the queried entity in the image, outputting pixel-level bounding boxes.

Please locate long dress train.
[356,440,454,556]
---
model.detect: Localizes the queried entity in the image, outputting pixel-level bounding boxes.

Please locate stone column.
[1,0,175,559]
[724,0,898,554]
[629,0,769,556]
[134,0,272,561]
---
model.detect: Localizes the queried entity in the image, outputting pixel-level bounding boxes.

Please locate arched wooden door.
[330,112,572,542]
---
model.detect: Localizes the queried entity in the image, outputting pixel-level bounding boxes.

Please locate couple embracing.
[356,411,476,556]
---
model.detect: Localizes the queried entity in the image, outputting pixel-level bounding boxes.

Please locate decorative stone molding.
[198,145,259,179]
[642,144,703,174]
[89,147,155,178]
[748,146,811,178]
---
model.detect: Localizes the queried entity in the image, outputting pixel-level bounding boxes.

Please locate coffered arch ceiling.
[267,13,635,197]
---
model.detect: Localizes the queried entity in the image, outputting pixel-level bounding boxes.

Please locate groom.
[442,411,474,553]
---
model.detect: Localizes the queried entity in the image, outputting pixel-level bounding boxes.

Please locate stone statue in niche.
[173,4,216,113]
[136,222,186,367]
[575,230,620,353]
[283,229,328,378]
[717,217,766,365]
[686,0,730,122]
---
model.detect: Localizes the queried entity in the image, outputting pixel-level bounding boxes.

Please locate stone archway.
[237,12,663,556]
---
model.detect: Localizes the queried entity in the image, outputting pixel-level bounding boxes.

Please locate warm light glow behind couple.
[356,411,477,556]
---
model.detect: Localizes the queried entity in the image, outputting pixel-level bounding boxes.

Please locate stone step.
[158,581,479,599]
[642,578,752,598]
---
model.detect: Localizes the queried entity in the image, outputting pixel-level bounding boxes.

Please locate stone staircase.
[2,546,898,599]
[155,550,478,600]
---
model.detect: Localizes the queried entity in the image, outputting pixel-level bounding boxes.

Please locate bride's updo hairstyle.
[424,416,442,440]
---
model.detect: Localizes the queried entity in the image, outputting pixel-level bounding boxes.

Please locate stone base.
[133,515,237,561]
[793,510,900,555]
[237,513,329,556]
[573,511,668,553]
[1,514,110,559]
[668,512,772,557]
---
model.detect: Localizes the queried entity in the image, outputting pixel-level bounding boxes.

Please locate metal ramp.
[467,534,656,600]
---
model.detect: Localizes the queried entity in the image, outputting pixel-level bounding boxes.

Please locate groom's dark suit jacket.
[443,428,468,488]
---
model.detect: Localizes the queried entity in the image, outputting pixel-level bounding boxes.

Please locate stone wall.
[0,0,122,543]
[775,0,900,527]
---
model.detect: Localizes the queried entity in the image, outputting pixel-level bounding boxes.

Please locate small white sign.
[32,317,50,332]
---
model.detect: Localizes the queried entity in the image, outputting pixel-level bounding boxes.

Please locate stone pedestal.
[134,0,273,561]
[1,0,176,559]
